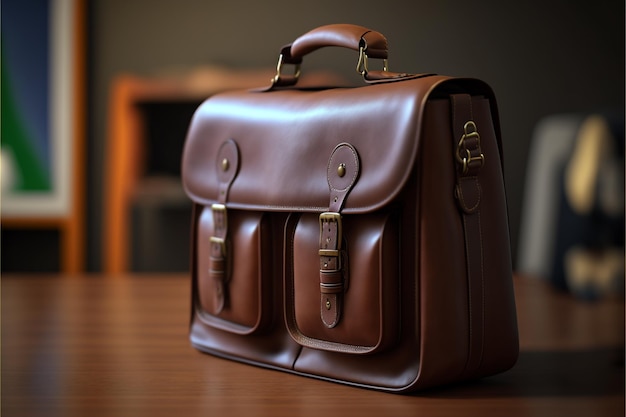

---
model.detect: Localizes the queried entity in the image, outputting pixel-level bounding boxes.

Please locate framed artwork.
[1,0,80,217]
[1,0,85,272]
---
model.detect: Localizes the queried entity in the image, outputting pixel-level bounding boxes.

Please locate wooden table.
[2,274,623,417]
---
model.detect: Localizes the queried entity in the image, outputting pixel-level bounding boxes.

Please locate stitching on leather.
[285,214,373,354]
[457,178,481,212]
[327,143,359,193]
[477,211,485,368]
[285,215,303,369]
[462,214,473,367]
[472,96,485,370]
[452,96,458,138]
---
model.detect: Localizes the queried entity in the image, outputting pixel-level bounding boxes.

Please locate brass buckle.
[319,212,343,255]
[356,46,389,77]
[456,121,485,174]
[272,53,302,85]
[210,204,228,256]
[209,236,227,257]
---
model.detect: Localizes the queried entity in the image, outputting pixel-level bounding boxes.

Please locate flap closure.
[182,75,470,213]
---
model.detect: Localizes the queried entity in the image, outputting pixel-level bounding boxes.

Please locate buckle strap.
[209,203,229,314]
[319,212,343,327]
[451,94,485,376]
[318,142,360,328]
[456,121,485,175]
[208,140,240,315]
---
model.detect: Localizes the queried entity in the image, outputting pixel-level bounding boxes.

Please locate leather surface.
[183,73,519,392]
[197,208,271,334]
[286,212,399,353]
[290,24,388,59]
[182,75,451,213]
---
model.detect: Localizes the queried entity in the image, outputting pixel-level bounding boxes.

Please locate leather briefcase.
[182,24,519,393]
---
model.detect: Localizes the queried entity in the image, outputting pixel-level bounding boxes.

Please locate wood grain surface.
[2,274,623,417]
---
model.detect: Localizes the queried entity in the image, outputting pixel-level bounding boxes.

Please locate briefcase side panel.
[413,94,518,389]
[466,96,519,377]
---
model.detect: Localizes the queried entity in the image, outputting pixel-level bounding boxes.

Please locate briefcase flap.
[182,76,492,213]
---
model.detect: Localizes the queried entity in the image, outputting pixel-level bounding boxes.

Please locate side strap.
[451,94,485,376]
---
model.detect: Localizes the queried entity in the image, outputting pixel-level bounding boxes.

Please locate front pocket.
[196,206,271,334]
[285,211,400,354]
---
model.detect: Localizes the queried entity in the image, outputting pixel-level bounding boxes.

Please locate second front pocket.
[285,211,400,354]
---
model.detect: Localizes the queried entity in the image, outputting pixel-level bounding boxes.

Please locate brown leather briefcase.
[182,24,518,393]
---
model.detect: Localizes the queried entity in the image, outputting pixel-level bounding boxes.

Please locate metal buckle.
[319,212,343,255]
[456,121,485,174]
[209,236,227,257]
[356,46,389,77]
[211,204,228,256]
[272,53,302,85]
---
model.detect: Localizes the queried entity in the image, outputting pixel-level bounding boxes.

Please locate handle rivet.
[221,158,230,172]
[325,299,332,310]
[337,163,346,177]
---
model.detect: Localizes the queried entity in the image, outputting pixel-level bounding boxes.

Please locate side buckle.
[456,121,485,174]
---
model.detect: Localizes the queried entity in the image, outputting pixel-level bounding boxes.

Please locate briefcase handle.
[272,24,389,87]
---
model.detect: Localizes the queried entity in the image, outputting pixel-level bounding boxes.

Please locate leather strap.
[209,140,240,314]
[327,143,360,213]
[290,24,388,60]
[451,94,485,376]
[271,24,388,88]
[319,143,359,328]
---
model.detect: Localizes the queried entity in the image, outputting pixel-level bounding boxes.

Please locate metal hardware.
[272,53,301,85]
[211,204,228,256]
[356,46,389,77]
[221,158,229,172]
[325,299,331,310]
[456,121,484,174]
[319,212,343,253]
[319,249,340,257]
[337,163,346,177]
[210,236,227,257]
[211,203,227,228]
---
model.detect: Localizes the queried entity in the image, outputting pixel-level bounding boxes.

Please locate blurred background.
[2,0,624,297]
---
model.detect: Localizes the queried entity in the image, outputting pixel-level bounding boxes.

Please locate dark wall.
[87,0,625,271]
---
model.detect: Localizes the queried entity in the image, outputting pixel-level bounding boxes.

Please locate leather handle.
[290,24,388,60]
[270,24,389,87]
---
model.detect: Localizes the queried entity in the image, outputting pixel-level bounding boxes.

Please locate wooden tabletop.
[2,274,623,417]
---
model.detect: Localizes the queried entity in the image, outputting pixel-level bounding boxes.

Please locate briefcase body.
[182,24,518,392]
